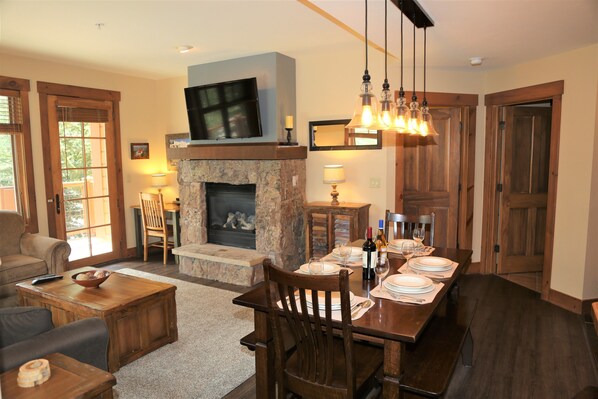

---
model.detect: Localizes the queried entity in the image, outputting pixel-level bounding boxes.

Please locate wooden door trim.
[37,82,126,260]
[481,80,563,302]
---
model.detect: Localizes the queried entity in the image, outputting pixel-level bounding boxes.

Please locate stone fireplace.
[173,153,306,286]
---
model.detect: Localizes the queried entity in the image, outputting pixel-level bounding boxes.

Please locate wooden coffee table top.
[0,352,115,399]
[16,267,176,312]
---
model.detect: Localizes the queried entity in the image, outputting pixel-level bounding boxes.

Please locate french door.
[39,83,125,268]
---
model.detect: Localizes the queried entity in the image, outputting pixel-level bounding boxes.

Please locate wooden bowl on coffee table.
[72,270,112,288]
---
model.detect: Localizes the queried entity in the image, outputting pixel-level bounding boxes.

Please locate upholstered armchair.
[0,307,109,373]
[0,211,71,298]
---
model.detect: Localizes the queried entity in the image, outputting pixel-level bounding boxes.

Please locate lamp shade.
[151,173,168,188]
[323,165,345,184]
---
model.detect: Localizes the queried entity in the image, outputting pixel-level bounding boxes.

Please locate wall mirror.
[309,119,382,151]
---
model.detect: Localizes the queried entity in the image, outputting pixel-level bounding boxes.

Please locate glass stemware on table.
[400,241,416,270]
[374,256,390,292]
[412,227,425,254]
[336,242,353,268]
[308,257,323,275]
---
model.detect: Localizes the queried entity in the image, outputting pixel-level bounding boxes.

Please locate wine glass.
[374,257,390,292]
[400,241,416,270]
[308,257,323,275]
[337,242,352,268]
[413,227,425,254]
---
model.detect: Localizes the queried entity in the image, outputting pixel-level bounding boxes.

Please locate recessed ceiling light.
[176,45,194,54]
[469,57,484,66]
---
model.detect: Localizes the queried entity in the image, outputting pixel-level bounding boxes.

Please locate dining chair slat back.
[385,210,436,246]
[139,192,174,264]
[263,259,383,399]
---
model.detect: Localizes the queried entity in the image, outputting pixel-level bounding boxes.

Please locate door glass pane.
[90,226,112,256]
[87,169,109,197]
[65,199,87,230]
[0,134,18,211]
[60,137,84,169]
[67,230,91,261]
[62,169,86,200]
[85,138,107,167]
[60,121,84,137]
[88,197,110,227]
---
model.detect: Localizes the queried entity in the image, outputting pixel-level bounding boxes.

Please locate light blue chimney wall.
[187,52,296,144]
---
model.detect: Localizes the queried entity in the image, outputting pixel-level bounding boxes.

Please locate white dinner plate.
[389,239,418,249]
[411,256,453,270]
[305,290,355,310]
[384,273,434,292]
[384,280,436,294]
[409,262,453,272]
[332,246,363,260]
[299,262,341,275]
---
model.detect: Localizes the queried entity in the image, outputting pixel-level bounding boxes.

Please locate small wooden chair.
[263,258,383,399]
[139,192,174,264]
[385,210,436,246]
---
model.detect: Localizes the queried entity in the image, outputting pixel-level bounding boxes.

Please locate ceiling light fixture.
[378,0,396,130]
[346,0,385,132]
[418,27,438,137]
[177,45,194,54]
[406,14,422,135]
[393,0,409,133]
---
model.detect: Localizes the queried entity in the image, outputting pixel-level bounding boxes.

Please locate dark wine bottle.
[362,227,377,280]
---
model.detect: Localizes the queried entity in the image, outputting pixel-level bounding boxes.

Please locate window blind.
[0,93,23,134]
[57,106,109,123]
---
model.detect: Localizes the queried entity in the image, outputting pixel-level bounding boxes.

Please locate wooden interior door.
[497,106,551,274]
[400,107,461,248]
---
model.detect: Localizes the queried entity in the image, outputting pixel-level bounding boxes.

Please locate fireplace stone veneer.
[175,158,306,286]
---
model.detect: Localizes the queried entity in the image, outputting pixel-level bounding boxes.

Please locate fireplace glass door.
[206,183,256,249]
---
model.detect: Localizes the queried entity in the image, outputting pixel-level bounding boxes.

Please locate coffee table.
[0,352,115,399]
[16,267,178,372]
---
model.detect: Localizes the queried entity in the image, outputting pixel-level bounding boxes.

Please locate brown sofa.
[0,211,71,298]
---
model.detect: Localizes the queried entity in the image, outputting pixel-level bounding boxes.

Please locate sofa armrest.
[20,233,71,274]
[0,307,54,348]
[0,317,109,373]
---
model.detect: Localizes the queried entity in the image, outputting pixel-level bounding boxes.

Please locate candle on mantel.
[285,115,294,129]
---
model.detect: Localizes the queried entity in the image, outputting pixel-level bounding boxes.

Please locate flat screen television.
[185,77,263,141]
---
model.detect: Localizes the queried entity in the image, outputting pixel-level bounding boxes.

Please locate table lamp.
[323,165,345,206]
[151,173,168,193]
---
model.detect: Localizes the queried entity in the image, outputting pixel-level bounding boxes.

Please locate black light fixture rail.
[390,0,434,28]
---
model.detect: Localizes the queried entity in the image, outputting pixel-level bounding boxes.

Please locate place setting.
[387,227,435,257]
[294,257,354,276]
[370,257,443,304]
[320,242,363,268]
[277,289,372,320]
[399,256,458,280]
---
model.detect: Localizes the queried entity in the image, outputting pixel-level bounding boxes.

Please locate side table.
[0,352,115,399]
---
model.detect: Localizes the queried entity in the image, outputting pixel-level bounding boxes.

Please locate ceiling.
[1,0,596,80]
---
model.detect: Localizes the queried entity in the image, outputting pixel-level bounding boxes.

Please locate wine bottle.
[375,219,388,263]
[362,227,377,280]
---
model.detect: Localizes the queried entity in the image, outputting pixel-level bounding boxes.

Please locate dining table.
[232,245,473,398]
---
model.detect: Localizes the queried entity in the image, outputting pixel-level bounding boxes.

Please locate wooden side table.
[304,202,370,259]
[0,352,115,399]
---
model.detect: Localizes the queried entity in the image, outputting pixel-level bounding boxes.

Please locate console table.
[304,202,370,259]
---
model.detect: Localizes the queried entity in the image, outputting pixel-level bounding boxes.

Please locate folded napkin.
[370,281,443,304]
[277,295,371,320]
[321,253,362,267]
[398,259,458,280]
[294,267,354,275]
[387,245,435,257]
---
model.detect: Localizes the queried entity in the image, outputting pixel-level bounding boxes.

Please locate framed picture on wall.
[165,133,190,171]
[130,143,149,160]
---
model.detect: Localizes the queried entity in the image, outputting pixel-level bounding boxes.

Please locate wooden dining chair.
[385,210,436,246]
[263,258,383,399]
[139,192,174,264]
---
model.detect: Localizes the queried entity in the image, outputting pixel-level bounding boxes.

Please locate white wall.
[483,44,598,299]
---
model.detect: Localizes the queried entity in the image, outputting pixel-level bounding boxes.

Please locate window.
[0,76,37,232]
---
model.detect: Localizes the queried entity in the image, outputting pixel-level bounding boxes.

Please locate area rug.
[112,269,255,399]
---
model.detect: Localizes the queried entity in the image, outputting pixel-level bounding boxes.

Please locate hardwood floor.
[3,252,597,398]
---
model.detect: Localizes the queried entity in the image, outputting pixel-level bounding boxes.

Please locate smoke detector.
[469,57,484,66]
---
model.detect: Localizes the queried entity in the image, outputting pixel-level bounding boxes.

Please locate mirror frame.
[308,119,382,151]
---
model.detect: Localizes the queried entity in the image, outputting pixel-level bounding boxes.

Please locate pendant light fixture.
[393,0,410,134]
[379,0,396,130]
[346,0,385,132]
[406,14,422,135]
[418,27,438,136]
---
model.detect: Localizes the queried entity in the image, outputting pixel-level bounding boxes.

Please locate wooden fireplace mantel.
[167,143,307,160]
